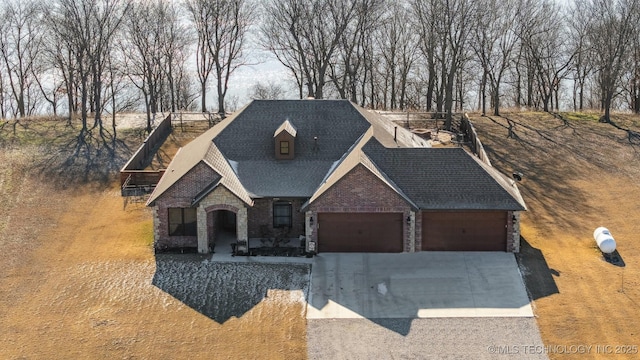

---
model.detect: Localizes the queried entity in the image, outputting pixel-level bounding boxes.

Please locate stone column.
[305,211,316,253]
[237,207,248,241]
[512,211,521,253]
[408,211,416,253]
[197,206,209,254]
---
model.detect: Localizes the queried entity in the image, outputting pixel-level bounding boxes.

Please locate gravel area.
[308,317,548,359]
[152,255,311,323]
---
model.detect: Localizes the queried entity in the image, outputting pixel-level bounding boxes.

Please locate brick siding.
[307,164,413,252]
[152,162,219,251]
[248,198,305,239]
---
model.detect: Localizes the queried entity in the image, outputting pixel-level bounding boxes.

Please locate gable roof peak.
[273,119,297,137]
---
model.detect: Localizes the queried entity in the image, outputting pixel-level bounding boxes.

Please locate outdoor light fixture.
[406,215,411,224]
[309,216,314,226]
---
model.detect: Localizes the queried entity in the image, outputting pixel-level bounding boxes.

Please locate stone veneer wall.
[197,186,248,253]
[507,211,521,253]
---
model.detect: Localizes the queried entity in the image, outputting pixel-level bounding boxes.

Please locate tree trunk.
[480,70,487,116]
[201,82,207,112]
[217,75,225,117]
[444,64,456,130]
[493,82,500,116]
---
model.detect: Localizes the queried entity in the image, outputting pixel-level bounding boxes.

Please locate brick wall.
[248,198,305,239]
[307,164,413,252]
[152,162,220,251]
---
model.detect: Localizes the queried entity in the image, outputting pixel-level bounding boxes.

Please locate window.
[280,141,290,155]
[168,208,197,236]
[273,202,292,228]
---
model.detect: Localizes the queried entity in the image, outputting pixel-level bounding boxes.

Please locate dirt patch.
[472,112,640,360]
[0,121,308,359]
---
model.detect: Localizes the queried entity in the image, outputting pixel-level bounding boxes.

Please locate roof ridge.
[273,119,298,137]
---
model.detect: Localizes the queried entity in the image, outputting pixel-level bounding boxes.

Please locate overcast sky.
[196,39,295,111]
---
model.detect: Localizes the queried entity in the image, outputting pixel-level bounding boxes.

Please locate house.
[146,100,526,254]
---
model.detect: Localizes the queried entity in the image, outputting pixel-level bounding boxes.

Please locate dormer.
[273,119,297,160]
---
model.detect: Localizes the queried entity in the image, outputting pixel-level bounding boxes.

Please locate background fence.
[120,113,172,195]
[460,114,492,166]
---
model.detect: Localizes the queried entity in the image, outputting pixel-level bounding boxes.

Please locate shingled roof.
[147,99,525,212]
[359,139,526,210]
[304,127,420,209]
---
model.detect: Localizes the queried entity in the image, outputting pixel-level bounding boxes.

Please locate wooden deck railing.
[120,113,172,195]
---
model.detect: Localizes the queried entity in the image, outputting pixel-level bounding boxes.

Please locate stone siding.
[508,211,521,253]
[197,186,248,253]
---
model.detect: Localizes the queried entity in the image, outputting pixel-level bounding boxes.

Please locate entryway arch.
[205,204,239,253]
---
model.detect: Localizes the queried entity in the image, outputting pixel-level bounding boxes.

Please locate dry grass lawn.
[471,112,640,360]
[1,112,639,359]
[0,119,306,359]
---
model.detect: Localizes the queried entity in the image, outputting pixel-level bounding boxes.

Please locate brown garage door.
[318,213,403,253]
[422,211,507,251]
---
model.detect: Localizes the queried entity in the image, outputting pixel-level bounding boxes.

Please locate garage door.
[422,211,507,251]
[318,213,403,253]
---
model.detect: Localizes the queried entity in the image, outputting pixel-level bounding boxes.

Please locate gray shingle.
[235,160,335,197]
[149,99,525,212]
[213,100,371,197]
[214,100,371,161]
[362,140,526,210]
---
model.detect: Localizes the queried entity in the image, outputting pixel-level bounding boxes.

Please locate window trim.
[279,140,290,155]
[273,202,292,228]
[168,207,197,236]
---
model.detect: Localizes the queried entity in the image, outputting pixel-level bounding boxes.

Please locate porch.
[208,229,308,258]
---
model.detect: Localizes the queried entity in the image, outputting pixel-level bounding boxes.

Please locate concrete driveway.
[307,252,533,319]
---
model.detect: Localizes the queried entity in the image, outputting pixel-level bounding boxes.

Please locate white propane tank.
[593,227,617,254]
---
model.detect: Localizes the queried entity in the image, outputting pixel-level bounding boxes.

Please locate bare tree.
[471,0,519,116]
[160,2,194,113]
[567,0,595,111]
[413,0,475,127]
[123,0,167,132]
[186,0,252,116]
[517,0,574,112]
[629,27,640,113]
[329,0,385,104]
[47,0,129,137]
[412,0,438,111]
[250,81,286,99]
[44,24,78,123]
[440,0,475,129]
[261,0,358,99]
[376,1,418,110]
[0,0,44,118]
[185,0,215,112]
[585,0,640,122]
[211,0,253,117]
